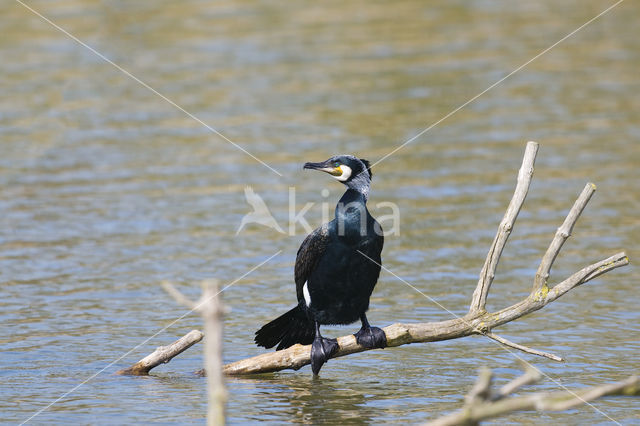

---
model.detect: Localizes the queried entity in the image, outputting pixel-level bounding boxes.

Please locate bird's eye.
[333,161,340,168]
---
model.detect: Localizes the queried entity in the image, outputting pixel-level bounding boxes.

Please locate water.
[1,0,639,424]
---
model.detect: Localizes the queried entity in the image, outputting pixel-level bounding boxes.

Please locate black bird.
[255,154,386,375]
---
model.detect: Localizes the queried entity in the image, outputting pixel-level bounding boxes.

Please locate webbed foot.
[310,336,339,376]
[354,325,387,349]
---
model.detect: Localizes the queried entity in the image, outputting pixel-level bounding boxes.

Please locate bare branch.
[484,332,563,362]
[532,182,596,294]
[223,247,626,375]
[465,367,493,405]
[198,279,227,426]
[161,280,227,425]
[470,141,538,313]
[494,361,541,400]
[122,280,227,424]
[489,252,628,329]
[162,280,198,310]
[541,375,640,411]
[117,330,204,376]
[543,252,629,303]
[426,368,639,426]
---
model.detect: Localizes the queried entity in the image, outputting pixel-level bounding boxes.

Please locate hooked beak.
[303,161,342,176]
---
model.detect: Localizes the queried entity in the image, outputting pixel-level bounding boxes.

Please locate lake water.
[1,0,639,424]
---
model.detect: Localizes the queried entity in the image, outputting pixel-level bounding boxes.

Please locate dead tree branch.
[117,330,204,376]
[119,280,227,425]
[163,279,227,426]
[484,332,563,362]
[470,141,537,312]
[426,365,639,426]
[222,141,628,375]
[533,182,596,294]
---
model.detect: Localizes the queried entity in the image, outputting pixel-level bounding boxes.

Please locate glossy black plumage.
[298,189,383,325]
[255,155,386,375]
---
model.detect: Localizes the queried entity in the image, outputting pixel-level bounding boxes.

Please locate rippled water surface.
[1,0,639,424]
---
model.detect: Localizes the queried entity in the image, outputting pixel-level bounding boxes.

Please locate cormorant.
[255,154,386,375]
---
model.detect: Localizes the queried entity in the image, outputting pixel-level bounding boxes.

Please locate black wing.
[356,221,385,288]
[294,222,330,303]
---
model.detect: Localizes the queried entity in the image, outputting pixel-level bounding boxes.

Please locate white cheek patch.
[303,282,311,307]
[335,165,352,181]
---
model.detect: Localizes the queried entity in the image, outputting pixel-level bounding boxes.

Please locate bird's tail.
[255,305,315,351]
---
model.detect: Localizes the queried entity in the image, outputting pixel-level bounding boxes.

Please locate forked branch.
[426,364,639,426]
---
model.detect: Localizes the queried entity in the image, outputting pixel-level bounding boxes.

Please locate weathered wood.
[223,252,627,375]
[116,330,204,376]
[484,332,563,362]
[163,280,227,426]
[470,141,538,312]
[532,182,596,294]
[200,280,227,426]
[426,366,639,426]
[493,361,541,400]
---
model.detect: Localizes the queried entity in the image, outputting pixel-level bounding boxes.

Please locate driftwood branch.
[222,141,629,375]
[426,365,639,426]
[117,330,204,376]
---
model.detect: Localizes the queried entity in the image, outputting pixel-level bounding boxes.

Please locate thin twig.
[465,367,493,405]
[162,280,198,309]
[532,182,596,294]
[470,141,538,313]
[544,252,629,304]
[484,332,564,362]
[494,361,542,400]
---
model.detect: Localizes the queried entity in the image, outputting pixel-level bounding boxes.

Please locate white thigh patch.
[303,282,311,307]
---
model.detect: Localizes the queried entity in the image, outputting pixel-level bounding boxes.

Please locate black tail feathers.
[255,305,315,351]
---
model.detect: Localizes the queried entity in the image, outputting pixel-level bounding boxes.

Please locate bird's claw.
[354,326,387,349]
[310,337,339,375]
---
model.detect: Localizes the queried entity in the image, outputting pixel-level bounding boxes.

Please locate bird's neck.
[345,174,370,201]
[334,189,370,239]
[337,188,367,207]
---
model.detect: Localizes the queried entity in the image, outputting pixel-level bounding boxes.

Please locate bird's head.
[303,155,372,195]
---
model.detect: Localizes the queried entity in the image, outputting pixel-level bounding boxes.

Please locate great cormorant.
[255,155,386,375]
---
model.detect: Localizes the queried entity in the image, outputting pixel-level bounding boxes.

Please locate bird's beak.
[304,161,342,176]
